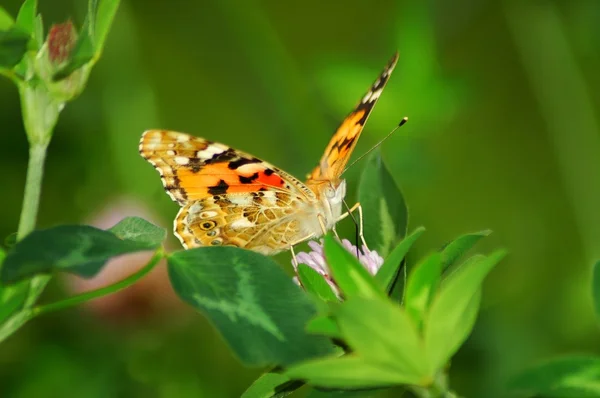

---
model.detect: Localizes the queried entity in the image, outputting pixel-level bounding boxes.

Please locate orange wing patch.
[307,52,398,184]
[139,130,295,202]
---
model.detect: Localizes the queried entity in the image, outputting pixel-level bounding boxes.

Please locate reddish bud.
[47,20,77,65]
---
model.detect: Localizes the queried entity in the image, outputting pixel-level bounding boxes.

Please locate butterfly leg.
[289,233,316,269]
[332,224,341,240]
[336,202,369,250]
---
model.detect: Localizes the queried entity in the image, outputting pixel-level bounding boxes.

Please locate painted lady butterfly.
[140,53,398,255]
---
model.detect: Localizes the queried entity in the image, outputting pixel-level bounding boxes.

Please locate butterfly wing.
[174,190,307,253]
[307,52,398,184]
[139,130,315,203]
[139,130,318,253]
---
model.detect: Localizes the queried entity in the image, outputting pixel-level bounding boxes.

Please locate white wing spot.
[230,218,255,230]
[229,195,253,206]
[175,156,190,165]
[197,146,225,159]
[200,211,218,218]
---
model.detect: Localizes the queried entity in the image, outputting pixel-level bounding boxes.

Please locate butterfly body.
[140,53,398,254]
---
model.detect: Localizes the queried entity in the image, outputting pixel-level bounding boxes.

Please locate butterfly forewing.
[307,52,398,184]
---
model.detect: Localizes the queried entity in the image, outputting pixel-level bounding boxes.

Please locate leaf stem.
[31,246,165,317]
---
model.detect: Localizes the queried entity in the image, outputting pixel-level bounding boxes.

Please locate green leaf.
[424,250,506,372]
[0,7,14,30]
[15,0,36,35]
[86,0,98,37]
[0,282,28,325]
[334,297,428,381]
[3,232,17,249]
[0,307,32,343]
[307,387,386,398]
[358,150,407,257]
[593,261,600,324]
[507,356,600,397]
[297,264,339,303]
[286,355,418,388]
[167,247,335,367]
[323,235,385,300]
[33,14,42,49]
[0,27,30,68]
[94,0,120,52]
[108,216,166,245]
[0,248,28,326]
[441,230,491,271]
[242,371,301,398]
[306,315,342,339]
[375,226,425,292]
[0,217,165,283]
[404,252,443,328]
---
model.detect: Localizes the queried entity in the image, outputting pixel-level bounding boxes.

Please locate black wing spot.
[208,179,229,195]
[228,157,262,170]
[264,168,274,176]
[205,149,238,165]
[239,172,259,184]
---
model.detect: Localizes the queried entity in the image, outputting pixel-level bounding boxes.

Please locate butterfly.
[139,52,398,255]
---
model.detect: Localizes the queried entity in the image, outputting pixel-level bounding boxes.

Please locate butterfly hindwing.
[174,190,303,253]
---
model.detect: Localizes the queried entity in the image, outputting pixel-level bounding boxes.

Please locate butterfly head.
[314,179,346,229]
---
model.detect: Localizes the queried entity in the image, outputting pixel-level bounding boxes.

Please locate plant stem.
[411,372,460,398]
[31,247,165,317]
[17,143,48,240]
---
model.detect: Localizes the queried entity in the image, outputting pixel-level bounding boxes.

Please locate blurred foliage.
[1,0,599,397]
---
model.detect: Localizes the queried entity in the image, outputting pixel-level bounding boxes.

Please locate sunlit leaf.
[0,7,14,30]
[94,0,120,52]
[334,297,428,380]
[15,0,36,35]
[375,226,425,292]
[404,252,442,328]
[286,355,420,388]
[507,356,600,397]
[168,247,335,367]
[358,150,407,257]
[441,230,491,271]
[0,217,165,283]
[242,371,301,398]
[424,250,506,372]
[323,235,385,300]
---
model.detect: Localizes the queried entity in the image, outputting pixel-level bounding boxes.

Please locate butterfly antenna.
[342,199,361,258]
[342,117,408,175]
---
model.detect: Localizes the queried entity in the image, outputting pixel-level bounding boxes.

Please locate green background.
[1,0,600,397]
